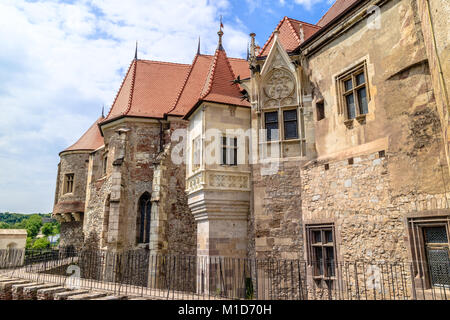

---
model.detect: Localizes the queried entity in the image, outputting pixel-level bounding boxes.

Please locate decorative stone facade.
[49,0,450,296]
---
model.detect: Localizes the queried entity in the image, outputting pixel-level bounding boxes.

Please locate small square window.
[316,101,325,121]
[306,224,336,278]
[337,62,370,122]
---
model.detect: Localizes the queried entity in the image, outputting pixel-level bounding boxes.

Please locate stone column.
[188,189,249,296]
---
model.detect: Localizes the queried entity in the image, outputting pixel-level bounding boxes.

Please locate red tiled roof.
[102,54,250,121]
[169,52,250,117]
[102,59,191,122]
[317,0,360,27]
[259,17,321,57]
[61,116,104,154]
[201,49,250,107]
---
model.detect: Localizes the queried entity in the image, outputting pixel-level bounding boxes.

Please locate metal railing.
[1,248,449,300]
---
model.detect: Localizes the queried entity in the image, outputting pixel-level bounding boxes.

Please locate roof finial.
[217,15,224,51]
[134,41,138,60]
[101,105,105,118]
[197,36,201,55]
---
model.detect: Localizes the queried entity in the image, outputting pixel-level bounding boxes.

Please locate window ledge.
[356,114,366,124]
[344,119,354,128]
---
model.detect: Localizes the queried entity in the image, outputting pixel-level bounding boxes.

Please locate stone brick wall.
[251,159,306,260]
[82,118,196,255]
[54,152,90,215]
[60,221,84,249]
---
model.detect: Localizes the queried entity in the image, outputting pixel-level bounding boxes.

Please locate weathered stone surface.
[0,280,31,300]
[66,292,107,300]
[37,286,68,300]
[11,282,39,300]
[23,284,60,300]
[53,289,89,300]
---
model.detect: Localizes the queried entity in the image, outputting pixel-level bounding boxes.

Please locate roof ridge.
[200,50,220,99]
[104,59,135,120]
[167,54,200,115]
[201,48,240,100]
[123,59,138,116]
[287,17,321,29]
[139,59,191,66]
[317,0,341,25]
[258,16,287,58]
[200,53,246,62]
[285,17,302,44]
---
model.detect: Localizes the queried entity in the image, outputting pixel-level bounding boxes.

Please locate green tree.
[0,222,10,229]
[32,237,50,249]
[26,237,33,249]
[41,223,54,236]
[24,215,43,238]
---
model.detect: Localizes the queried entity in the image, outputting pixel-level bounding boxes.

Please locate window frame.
[336,61,370,124]
[102,153,108,176]
[63,173,74,194]
[192,136,201,172]
[261,105,306,158]
[316,99,325,121]
[283,109,299,140]
[221,136,238,166]
[306,223,337,280]
[264,110,279,142]
[408,216,450,289]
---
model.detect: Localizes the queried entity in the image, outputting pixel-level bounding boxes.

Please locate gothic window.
[221,136,237,166]
[103,153,108,175]
[306,224,336,279]
[136,192,152,244]
[283,109,298,140]
[337,62,369,122]
[408,216,450,288]
[63,174,74,194]
[192,136,201,172]
[264,111,279,141]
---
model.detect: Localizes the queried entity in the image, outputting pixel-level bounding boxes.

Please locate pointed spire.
[246,42,250,61]
[217,16,224,51]
[134,41,138,60]
[101,105,105,118]
[197,36,201,55]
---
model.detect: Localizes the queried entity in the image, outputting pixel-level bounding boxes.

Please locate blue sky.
[0,0,334,214]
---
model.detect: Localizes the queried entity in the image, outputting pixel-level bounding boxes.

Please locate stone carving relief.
[262,67,296,109]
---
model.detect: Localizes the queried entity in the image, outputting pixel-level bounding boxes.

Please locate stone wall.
[82,118,196,255]
[251,159,306,260]
[59,221,84,249]
[151,119,196,255]
[53,152,90,215]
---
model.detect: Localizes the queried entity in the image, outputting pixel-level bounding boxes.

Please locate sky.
[0,0,335,214]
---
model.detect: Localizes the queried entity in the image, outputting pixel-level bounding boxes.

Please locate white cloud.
[293,0,326,10]
[0,0,248,213]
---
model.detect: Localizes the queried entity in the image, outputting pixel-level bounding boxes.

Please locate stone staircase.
[0,274,155,300]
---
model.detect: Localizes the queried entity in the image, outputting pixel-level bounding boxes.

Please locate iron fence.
[0,248,449,300]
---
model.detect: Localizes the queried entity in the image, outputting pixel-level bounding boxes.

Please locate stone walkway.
[0,270,224,300]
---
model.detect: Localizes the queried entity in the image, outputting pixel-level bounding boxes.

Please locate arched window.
[7,242,17,250]
[102,194,111,247]
[136,192,151,244]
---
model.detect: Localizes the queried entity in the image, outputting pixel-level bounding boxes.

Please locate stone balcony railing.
[186,169,251,194]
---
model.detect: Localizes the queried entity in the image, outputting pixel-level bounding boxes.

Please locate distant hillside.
[0,213,52,225]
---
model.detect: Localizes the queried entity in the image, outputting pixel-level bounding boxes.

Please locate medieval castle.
[52,0,450,291]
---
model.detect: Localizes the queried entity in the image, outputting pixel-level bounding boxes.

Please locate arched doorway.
[7,242,17,251]
[136,192,152,244]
